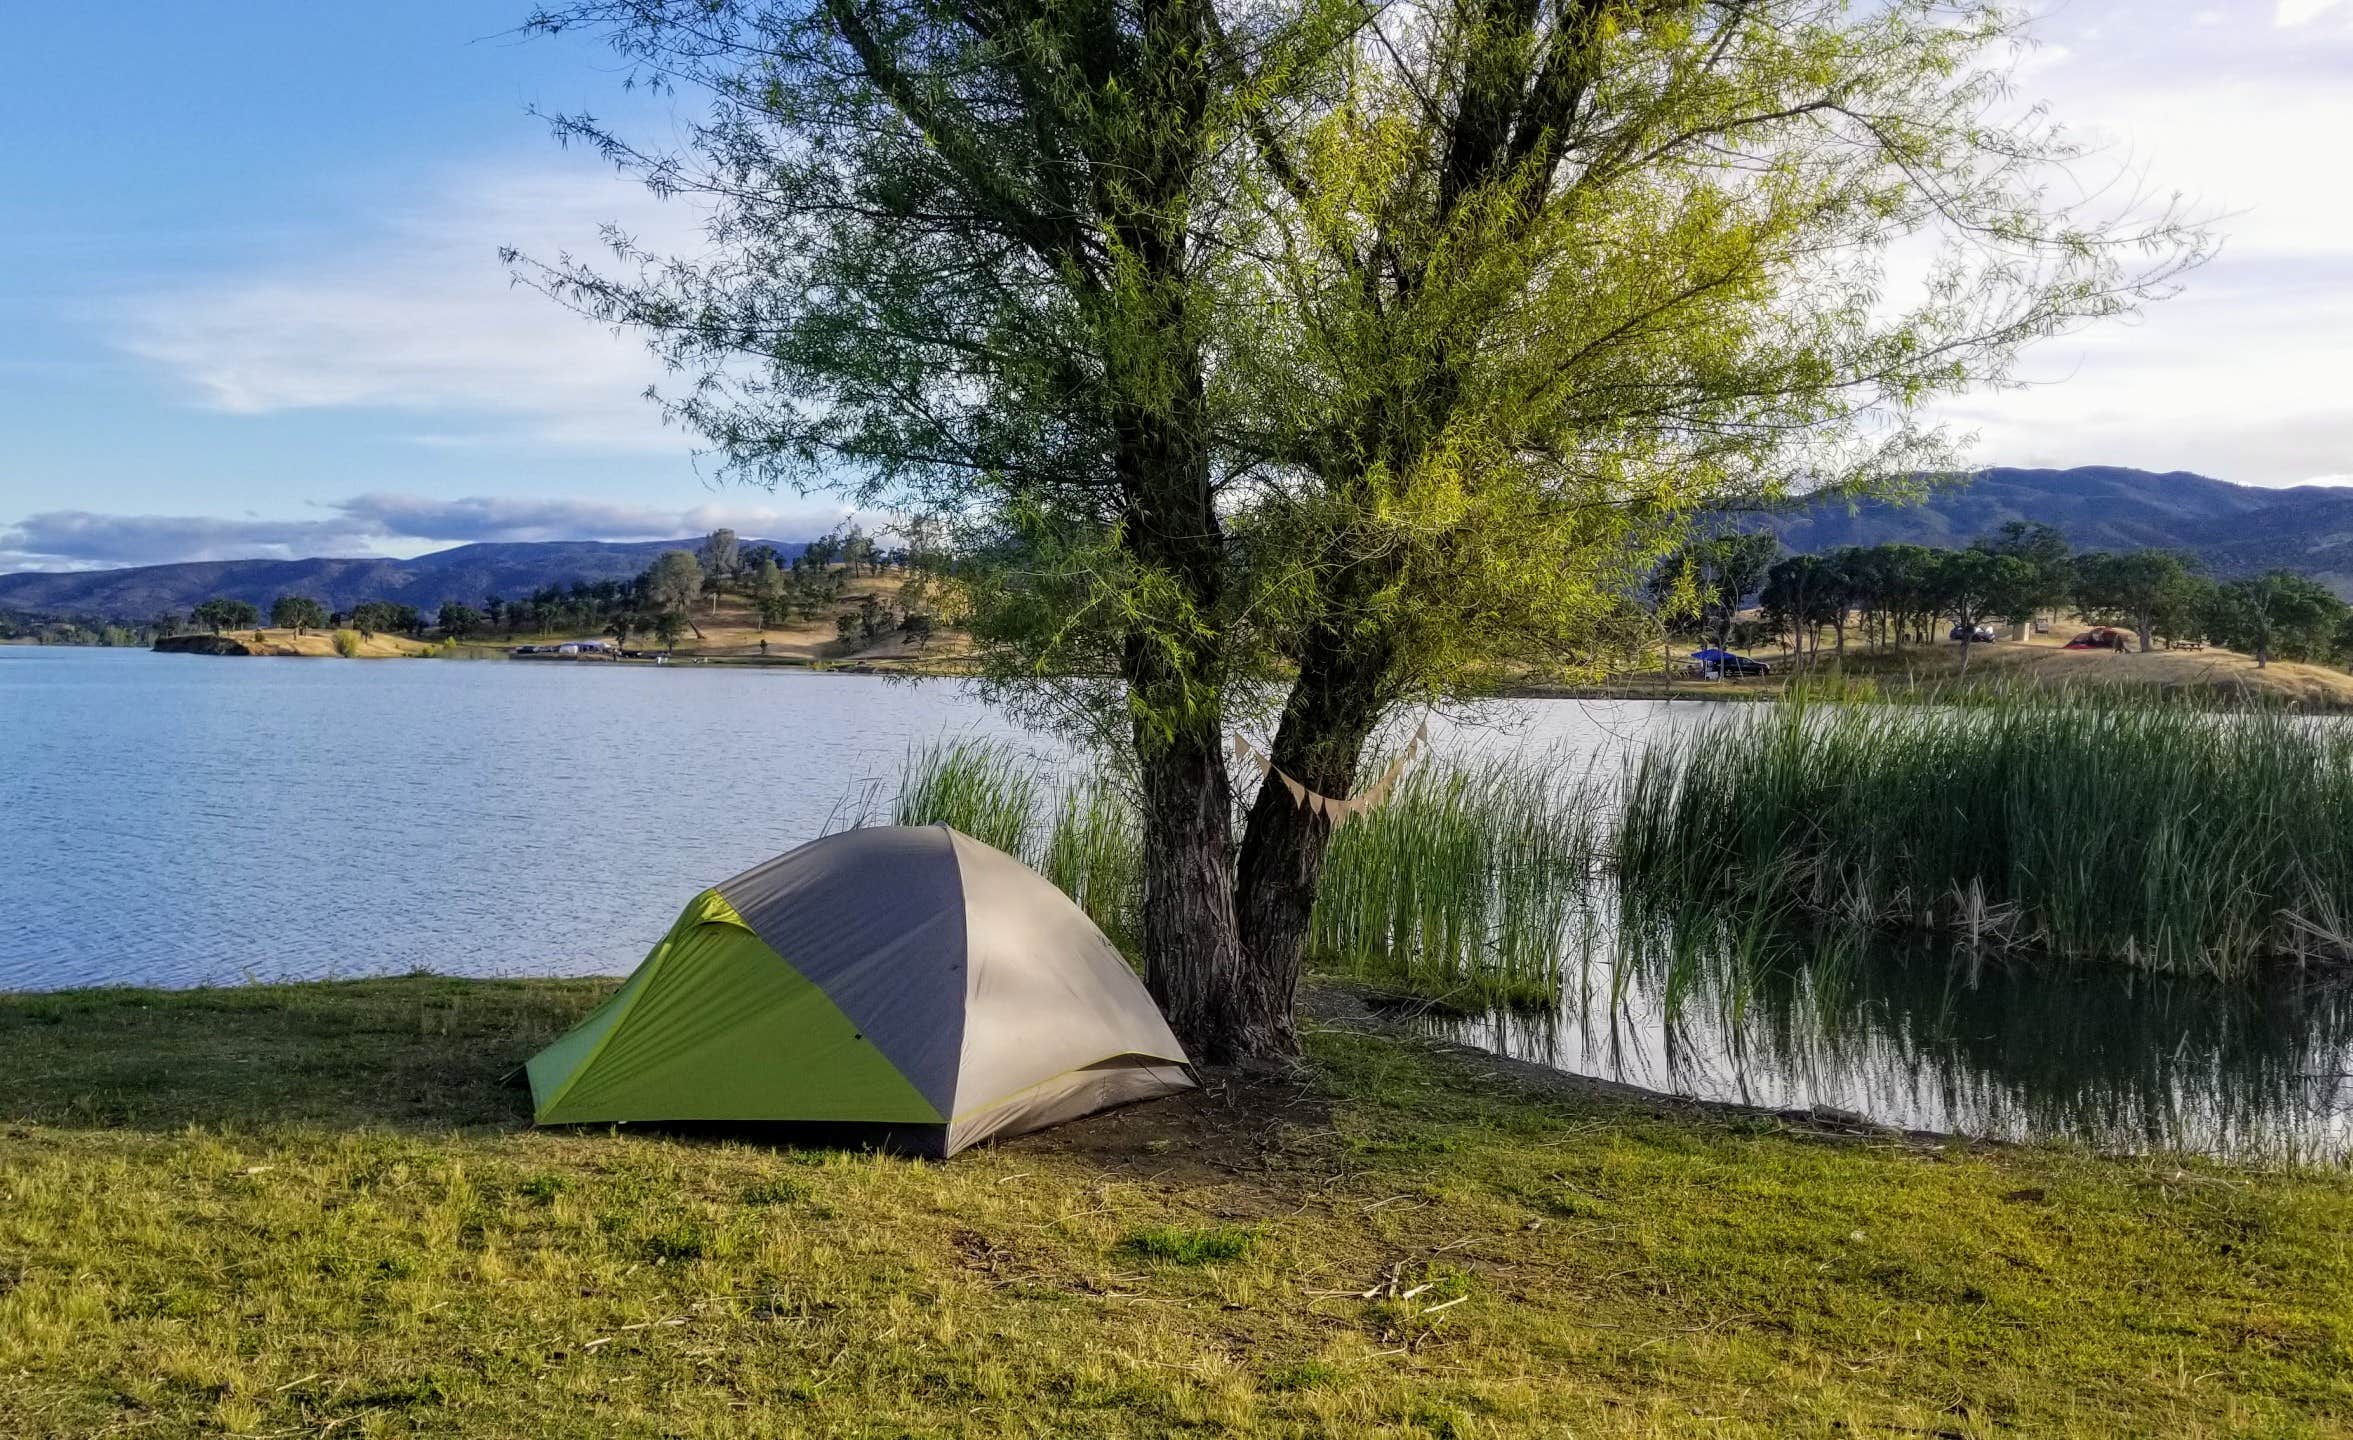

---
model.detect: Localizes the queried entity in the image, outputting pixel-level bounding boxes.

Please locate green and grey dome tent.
[526,824,1193,1156]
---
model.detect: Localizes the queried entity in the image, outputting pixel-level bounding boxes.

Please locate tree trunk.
[1133,719,1249,1061]
[2135,609,2153,655]
[1233,622,1393,1058]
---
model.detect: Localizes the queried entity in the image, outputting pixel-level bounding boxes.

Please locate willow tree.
[519,0,2201,1061]
[517,0,1269,1050]
[1202,0,2204,1050]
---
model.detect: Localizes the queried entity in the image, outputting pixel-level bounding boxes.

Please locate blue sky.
[3,1,2350,572]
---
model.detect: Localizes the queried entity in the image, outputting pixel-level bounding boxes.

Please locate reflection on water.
[1434,923,2353,1166]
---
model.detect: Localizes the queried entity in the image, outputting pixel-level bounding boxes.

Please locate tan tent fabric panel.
[947,830,1191,1132]
[948,1058,1196,1154]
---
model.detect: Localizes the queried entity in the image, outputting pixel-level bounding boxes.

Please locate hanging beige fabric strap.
[1229,719,1431,825]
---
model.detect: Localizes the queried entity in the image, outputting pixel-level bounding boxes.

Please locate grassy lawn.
[2,977,2348,1437]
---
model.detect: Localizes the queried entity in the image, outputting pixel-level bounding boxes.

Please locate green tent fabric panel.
[525,961,651,1116]
[534,890,943,1126]
[524,891,714,1117]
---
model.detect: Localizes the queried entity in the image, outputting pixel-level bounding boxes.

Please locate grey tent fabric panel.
[716,826,970,1115]
[945,1058,1196,1155]
[947,829,1191,1119]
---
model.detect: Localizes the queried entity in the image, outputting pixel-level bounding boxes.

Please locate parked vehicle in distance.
[1950,623,1999,643]
[1690,647,1771,677]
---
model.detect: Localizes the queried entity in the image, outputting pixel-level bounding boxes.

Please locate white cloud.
[2276,0,2346,26]
[116,161,705,451]
[1925,0,2353,486]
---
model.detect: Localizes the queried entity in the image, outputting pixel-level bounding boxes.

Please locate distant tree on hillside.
[192,598,258,635]
[645,550,706,640]
[437,602,486,639]
[2208,571,2347,668]
[2074,551,2200,653]
[604,611,646,650]
[2152,574,2219,647]
[348,600,423,637]
[1760,554,1847,659]
[1975,522,2073,617]
[699,528,741,584]
[1929,549,2033,675]
[268,595,328,635]
[753,556,788,630]
[151,610,184,638]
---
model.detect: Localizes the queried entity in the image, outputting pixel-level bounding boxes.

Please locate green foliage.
[190,597,258,635]
[1617,691,2353,978]
[752,555,788,629]
[517,0,2206,1055]
[267,594,327,633]
[436,601,486,639]
[645,550,704,637]
[2074,550,2204,648]
[1976,521,2076,615]
[1657,535,1783,650]
[2207,570,2349,667]
[330,628,363,658]
[348,600,422,636]
[698,528,741,583]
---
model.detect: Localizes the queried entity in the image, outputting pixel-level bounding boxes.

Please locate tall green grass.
[1309,756,1604,1009]
[1616,692,2353,978]
[885,738,1595,1007]
[892,739,1041,858]
[1038,775,1143,955]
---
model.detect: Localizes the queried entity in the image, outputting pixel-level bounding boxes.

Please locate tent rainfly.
[526,825,1194,1156]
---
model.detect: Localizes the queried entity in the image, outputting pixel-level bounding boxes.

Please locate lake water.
[5,646,2348,1164]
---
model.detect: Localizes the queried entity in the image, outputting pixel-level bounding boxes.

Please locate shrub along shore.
[2,975,2349,1438]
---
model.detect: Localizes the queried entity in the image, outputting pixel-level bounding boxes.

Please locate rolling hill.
[12,466,2353,623]
[0,538,807,622]
[1772,467,2353,594]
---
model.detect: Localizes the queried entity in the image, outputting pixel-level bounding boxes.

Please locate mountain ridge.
[11,466,2353,620]
[0,537,807,621]
[1769,466,2353,595]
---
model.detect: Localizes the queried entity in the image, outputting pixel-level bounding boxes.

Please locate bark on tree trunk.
[1232,624,1393,1059]
[1134,718,1249,1062]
